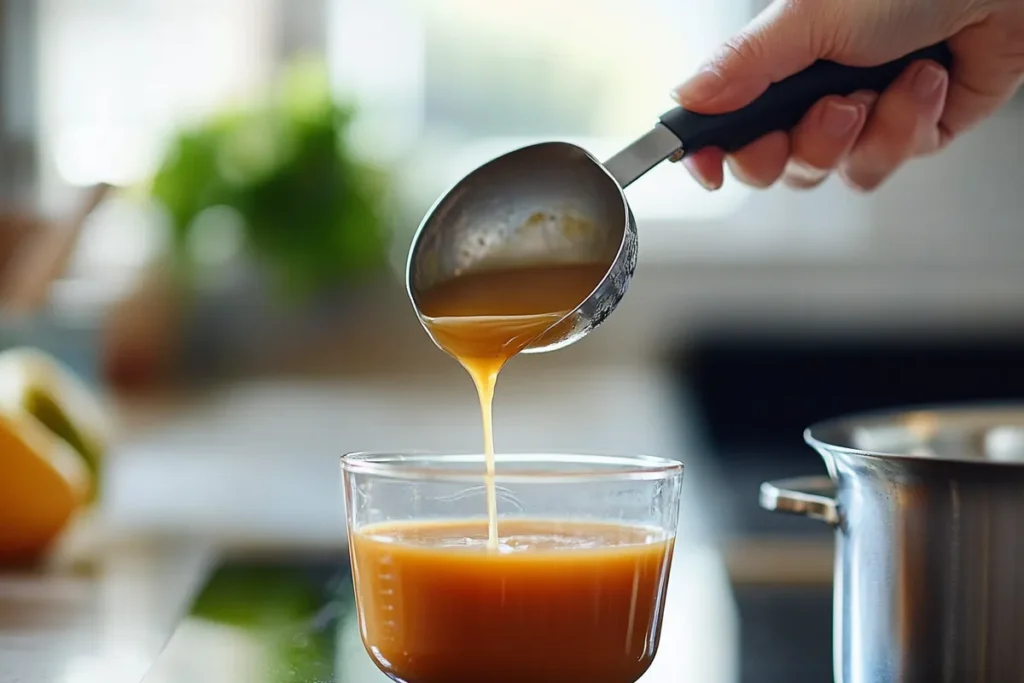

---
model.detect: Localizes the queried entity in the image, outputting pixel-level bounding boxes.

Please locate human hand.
[673,0,1024,191]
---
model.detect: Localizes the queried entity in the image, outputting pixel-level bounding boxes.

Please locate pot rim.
[804,401,1024,466]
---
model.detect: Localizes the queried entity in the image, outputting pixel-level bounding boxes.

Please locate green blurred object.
[190,564,336,682]
[150,57,390,300]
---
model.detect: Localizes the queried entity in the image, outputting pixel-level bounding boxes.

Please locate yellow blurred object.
[0,410,90,564]
[0,348,111,499]
[0,349,111,563]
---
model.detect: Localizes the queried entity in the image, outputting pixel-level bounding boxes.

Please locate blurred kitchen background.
[1,1,1023,682]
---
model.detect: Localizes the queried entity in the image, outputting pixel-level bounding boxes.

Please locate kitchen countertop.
[144,541,738,683]
[103,359,718,548]
[0,360,747,682]
[0,535,210,683]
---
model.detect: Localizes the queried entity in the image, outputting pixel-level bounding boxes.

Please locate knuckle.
[805,8,849,56]
[717,32,764,67]
[779,0,851,58]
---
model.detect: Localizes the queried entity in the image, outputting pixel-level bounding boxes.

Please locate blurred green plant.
[150,57,390,300]
[190,564,336,682]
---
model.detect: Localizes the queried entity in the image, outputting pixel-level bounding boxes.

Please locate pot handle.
[759,476,838,526]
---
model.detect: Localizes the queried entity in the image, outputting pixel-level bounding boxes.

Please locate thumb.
[672,1,829,114]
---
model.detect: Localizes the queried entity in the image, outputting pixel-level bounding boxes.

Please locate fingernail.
[784,159,830,189]
[672,68,725,105]
[682,157,720,191]
[821,101,861,138]
[848,90,878,107]
[912,63,947,101]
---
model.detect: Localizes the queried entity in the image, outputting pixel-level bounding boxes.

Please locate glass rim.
[340,452,683,484]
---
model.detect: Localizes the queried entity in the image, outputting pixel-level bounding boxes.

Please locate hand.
[672,0,1024,192]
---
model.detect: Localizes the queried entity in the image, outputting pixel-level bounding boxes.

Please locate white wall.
[871,108,1024,266]
[581,106,1024,357]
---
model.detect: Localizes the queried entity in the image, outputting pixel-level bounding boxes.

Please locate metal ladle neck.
[602,124,683,188]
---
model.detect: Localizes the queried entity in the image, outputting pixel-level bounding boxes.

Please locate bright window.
[328,0,873,260]
[37,0,275,203]
[37,0,871,276]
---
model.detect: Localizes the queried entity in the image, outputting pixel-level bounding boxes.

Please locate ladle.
[407,43,952,353]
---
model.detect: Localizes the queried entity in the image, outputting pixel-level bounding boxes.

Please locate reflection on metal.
[407,141,635,355]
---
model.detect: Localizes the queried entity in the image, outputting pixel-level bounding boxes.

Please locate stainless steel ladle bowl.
[407,44,952,353]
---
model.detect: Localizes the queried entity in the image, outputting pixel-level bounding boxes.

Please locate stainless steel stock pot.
[761,405,1024,683]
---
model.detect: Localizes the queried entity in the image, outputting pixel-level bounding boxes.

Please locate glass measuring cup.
[341,452,683,683]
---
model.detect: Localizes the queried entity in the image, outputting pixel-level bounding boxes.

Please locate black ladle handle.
[660,42,953,156]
